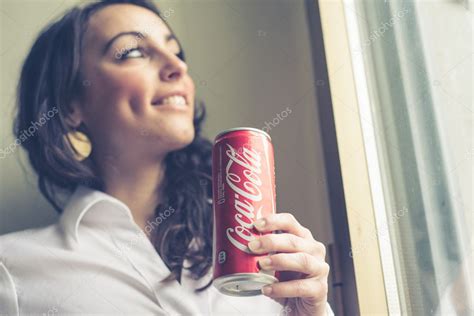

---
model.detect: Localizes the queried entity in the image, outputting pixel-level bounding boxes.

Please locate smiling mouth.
[152,95,187,107]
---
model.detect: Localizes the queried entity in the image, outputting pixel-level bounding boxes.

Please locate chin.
[159,124,196,152]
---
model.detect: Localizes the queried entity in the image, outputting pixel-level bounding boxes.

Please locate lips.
[152,93,188,107]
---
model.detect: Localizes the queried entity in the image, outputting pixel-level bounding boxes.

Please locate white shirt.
[0,186,334,315]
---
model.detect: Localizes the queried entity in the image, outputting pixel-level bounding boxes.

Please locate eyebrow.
[103,31,178,55]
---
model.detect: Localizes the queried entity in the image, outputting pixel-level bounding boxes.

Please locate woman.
[0,0,333,315]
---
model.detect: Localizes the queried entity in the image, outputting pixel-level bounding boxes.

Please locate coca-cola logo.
[224,144,263,254]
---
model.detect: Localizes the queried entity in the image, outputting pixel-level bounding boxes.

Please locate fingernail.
[261,285,272,296]
[253,219,266,230]
[259,257,272,269]
[248,239,261,252]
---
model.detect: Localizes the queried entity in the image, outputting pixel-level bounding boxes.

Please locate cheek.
[188,77,196,102]
[85,67,152,118]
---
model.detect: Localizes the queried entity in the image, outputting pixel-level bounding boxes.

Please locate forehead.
[84,4,172,47]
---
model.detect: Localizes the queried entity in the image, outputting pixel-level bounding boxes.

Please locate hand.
[249,213,330,316]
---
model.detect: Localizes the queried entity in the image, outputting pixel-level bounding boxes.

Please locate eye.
[119,47,144,60]
[176,50,185,61]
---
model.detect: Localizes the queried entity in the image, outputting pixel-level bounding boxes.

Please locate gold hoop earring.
[65,130,92,161]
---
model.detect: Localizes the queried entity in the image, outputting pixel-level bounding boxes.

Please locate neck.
[96,152,166,235]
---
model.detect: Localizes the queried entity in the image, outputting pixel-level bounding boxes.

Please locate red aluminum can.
[212,127,278,296]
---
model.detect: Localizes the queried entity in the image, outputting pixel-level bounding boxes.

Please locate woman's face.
[73,4,195,162]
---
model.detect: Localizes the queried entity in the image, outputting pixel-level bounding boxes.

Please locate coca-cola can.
[212,127,278,296]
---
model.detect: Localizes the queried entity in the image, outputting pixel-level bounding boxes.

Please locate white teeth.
[159,95,186,106]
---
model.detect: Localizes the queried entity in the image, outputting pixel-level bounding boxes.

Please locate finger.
[261,278,328,299]
[259,253,330,277]
[248,233,318,255]
[253,213,312,239]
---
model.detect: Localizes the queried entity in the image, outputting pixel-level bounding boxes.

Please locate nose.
[160,52,188,82]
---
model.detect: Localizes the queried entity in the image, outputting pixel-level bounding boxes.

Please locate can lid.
[215,127,271,141]
[213,273,278,297]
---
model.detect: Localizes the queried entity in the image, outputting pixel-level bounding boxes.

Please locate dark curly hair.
[14,0,213,288]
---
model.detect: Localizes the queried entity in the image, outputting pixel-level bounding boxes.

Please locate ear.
[65,99,84,129]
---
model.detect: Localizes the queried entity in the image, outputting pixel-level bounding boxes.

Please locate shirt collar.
[59,185,134,243]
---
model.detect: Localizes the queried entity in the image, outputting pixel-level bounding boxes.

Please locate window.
[349,0,473,314]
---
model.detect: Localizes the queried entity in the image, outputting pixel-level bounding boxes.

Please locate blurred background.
[1,0,472,315]
[0,0,334,243]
